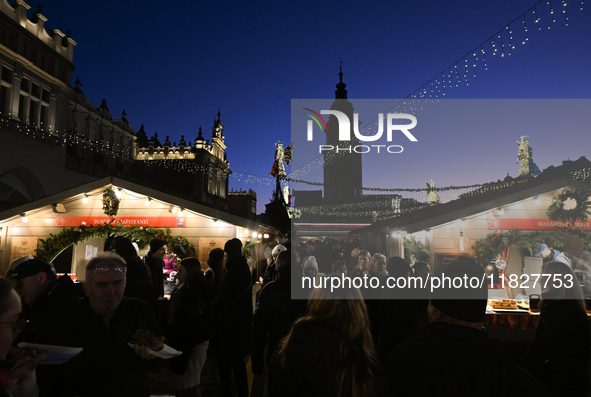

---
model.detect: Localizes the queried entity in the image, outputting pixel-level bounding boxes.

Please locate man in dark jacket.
[211,238,252,397]
[35,252,163,397]
[144,238,167,303]
[386,260,551,396]
[10,259,82,343]
[252,250,307,375]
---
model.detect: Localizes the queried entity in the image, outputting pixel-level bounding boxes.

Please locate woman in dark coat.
[524,260,589,396]
[165,257,210,397]
[114,238,153,304]
[204,248,224,300]
[378,256,421,363]
[210,238,252,397]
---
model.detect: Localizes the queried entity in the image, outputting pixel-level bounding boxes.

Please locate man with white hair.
[35,252,163,397]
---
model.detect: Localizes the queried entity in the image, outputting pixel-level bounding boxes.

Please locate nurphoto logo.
[303,108,418,154]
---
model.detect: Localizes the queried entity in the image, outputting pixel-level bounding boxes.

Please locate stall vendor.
[534,244,571,267]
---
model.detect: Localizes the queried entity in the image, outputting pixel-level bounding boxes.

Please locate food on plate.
[487,299,519,310]
[129,326,165,351]
[516,298,530,310]
[10,346,49,362]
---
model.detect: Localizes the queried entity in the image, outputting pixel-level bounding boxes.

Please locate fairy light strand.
[289,0,582,180]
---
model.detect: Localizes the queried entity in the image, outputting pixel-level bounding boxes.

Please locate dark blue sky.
[42,1,591,212]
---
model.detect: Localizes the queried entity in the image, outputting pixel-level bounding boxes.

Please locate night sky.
[40,1,591,213]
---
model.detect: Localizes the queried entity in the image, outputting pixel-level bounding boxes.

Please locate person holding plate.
[35,252,165,397]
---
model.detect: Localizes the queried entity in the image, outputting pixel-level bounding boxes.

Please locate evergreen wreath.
[546,186,591,224]
[102,189,120,217]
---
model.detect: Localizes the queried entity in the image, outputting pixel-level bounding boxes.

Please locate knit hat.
[430,259,488,323]
[272,244,287,257]
[10,259,56,283]
[387,256,411,278]
[150,238,167,252]
[224,238,243,258]
[303,256,318,273]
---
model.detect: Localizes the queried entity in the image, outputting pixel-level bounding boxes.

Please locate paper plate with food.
[15,343,83,365]
[128,326,182,359]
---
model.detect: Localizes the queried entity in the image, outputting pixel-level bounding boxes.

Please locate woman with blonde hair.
[524,260,589,396]
[369,253,388,276]
[268,287,390,396]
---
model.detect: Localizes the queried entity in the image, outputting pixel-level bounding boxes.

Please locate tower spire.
[335,60,348,99]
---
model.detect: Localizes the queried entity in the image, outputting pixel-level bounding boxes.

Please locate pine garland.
[403,235,431,263]
[471,227,591,267]
[37,222,195,262]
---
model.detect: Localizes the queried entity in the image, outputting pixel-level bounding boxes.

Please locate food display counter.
[484,299,591,342]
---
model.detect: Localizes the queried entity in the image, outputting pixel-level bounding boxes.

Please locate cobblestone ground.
[150,357,255,396]
[151,283,260,396]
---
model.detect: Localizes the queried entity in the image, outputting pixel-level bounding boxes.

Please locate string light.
[535,5,542,30]
[82,194,89,204]
[177,209,184,217]
[21,214,28,223]
[145,198,151,206]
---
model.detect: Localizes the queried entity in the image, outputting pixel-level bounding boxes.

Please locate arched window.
[0,167,45,205]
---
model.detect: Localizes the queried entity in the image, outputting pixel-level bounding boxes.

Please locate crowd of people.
[0,236,589,396]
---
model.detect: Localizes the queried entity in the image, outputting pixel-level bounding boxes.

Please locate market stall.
[0,176,260,278]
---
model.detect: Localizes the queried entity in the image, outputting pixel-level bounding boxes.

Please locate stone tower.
[323,67,363,204]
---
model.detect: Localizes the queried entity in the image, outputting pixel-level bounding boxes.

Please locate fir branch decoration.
[242,240,260,259]
[403,235,431,263]
[546,186,591,224]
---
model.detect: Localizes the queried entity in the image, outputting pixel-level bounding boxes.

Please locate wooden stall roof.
[0,176,260,230]
[358,157,591,234]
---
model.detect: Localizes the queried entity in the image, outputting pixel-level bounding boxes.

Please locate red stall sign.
[486,218,591,230]
[54,216,187,227]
